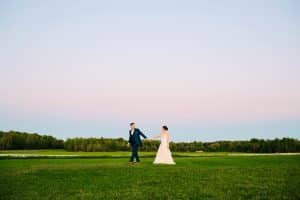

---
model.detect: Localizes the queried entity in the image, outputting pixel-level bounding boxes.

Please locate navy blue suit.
[128,128,147,162]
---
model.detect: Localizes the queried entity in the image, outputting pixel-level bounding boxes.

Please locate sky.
[0,0,300,141]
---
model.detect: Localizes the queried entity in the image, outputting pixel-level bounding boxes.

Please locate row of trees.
[53,137,300,153]
[1,130,300,153]
[64,137,129,152]
[145,138,300,153]
[201,138,300,153]
[0,131,64,150]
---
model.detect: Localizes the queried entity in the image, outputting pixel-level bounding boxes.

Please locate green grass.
[0,151,299,199]
[0,149,231,157]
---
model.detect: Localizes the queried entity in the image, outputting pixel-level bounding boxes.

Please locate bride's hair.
[162,125,168,131]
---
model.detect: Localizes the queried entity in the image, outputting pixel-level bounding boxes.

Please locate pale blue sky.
[1,0,299,141]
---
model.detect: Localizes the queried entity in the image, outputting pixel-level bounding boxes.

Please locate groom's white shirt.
[130,129,134,135]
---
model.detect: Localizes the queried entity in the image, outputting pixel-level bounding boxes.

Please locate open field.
[1,150,299,199]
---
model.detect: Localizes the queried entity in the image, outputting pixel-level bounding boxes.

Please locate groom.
[128,122,147,163]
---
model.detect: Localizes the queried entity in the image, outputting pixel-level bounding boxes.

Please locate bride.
[149,125,175,165]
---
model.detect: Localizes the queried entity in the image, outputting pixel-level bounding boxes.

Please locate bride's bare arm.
[148,133,161,140]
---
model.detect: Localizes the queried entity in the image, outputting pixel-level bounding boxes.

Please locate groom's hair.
[130,122,136,126]
[162,126,168,131]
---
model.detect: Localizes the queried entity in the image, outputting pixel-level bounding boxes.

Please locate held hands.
[147,134,160,141]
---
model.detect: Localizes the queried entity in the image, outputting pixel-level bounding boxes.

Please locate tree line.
[0,131,64,150]
[1,130,300,153]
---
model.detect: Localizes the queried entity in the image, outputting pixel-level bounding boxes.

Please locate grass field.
[0,150,231,157]
[0,150,299,200]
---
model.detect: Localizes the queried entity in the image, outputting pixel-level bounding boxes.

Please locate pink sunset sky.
[1,0,299,141]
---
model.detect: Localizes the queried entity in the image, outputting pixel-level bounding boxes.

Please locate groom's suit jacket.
[128,128,147,146]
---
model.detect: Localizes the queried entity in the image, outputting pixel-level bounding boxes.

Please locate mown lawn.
[0,151,299,199]
[0,149,230,157]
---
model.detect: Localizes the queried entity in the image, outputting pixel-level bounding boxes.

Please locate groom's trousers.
[130,144,140,162]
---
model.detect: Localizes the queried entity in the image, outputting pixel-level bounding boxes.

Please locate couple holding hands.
[128,122,175,165]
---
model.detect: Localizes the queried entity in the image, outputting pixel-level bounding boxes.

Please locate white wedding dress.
[154,133,175,164]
